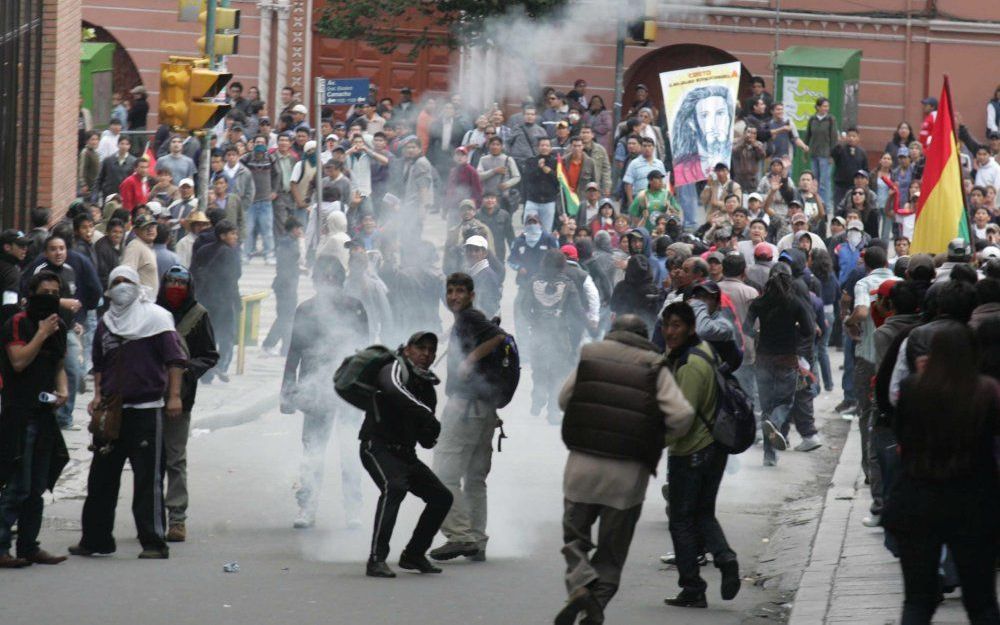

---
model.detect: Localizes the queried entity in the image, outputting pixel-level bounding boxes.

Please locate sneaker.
[398,551,442,574]
[834,400,856,414]
[68,543,113,557]
[466,548,486,562]
[61,424,82,432]
[429,541,480,561]
[660,552,710,566]
[862,514,881,527]
[216,372,231,384]
[664,592,708,608]
[794,436,823,452]
[762,420,787,451]
[293,509,315,529]
[366,559,396,578]
[718,559,741,600]
[261,345,280,358]
[137,548,169,559]
[166,523,186,542]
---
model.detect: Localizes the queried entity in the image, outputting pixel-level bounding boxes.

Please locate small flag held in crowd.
[556,154,579,218]
[911,76,970,254]
[143,144,157,173]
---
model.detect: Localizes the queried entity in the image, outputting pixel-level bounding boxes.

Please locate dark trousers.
[854,357,882,511]
[359,440,453,562]
[892,482,1000,624]
[0,420,55,557]
[80,408,167,553]
[262,285,297,353]
[562,499,642,608]
[668,443,737,595]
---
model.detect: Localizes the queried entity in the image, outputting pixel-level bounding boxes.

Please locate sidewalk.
[788,420,979,625]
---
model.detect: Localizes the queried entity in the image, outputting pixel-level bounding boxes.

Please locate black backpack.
[477,323,521,409]
[690,350,755,455]
[333,345,402,412]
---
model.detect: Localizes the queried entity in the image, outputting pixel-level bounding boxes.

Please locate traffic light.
[187,66,232,129]
[626,0,657,46]
[626,19,656,45]
[159,61,191,129]
[198,7,240,56]
[157,57,231,130]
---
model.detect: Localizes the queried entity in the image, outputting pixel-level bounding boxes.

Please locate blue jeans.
[245,199,275,259]
[677,183,701,231]
[524,200,556,232]
[811,157,833,209]
[57,332,82,427]
[0,420,52,556]
[813,309,834,390]
[755,358,798,462]
[82,310,97,372]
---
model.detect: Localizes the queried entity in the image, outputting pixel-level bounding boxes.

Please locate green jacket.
[665,339,718,456]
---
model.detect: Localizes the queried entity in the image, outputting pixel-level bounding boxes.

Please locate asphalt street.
[0,215,849,625]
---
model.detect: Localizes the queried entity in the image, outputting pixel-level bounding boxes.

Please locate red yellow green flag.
[912,76,970,254]
[556,154,580,218]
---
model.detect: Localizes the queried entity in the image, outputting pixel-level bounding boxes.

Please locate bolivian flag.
[912,76,970,254]
[556,154,580,218]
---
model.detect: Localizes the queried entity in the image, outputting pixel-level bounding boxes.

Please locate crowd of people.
[0,74,993,625]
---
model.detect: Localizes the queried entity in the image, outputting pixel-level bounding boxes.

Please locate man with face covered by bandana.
[155,266,219,543]
[0,271,70,568]
[70,265,187,560]
[507,214,559,360]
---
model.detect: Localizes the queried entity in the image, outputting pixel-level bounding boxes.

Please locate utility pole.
[198,0,218,210]
[612,16,626,190]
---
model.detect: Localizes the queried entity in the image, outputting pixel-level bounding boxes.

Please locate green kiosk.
[775,46,862,178]
[80,42,115,130]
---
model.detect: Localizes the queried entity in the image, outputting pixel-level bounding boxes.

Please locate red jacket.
[119,174,150,213]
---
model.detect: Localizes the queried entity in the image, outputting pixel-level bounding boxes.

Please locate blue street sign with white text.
[321,78,370,105]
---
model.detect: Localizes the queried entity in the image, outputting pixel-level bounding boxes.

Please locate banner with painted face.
[659,62,741,187]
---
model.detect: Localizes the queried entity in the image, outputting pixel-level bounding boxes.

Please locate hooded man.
[317,208,351,269]
[154,266,218,542]
[281,256,369,530]
[344,241,393,343]
[508,214,559,352]
[190,221,241,384]
[71,266,186,559]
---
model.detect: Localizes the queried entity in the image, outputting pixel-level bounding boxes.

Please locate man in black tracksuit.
[360,331,453,579]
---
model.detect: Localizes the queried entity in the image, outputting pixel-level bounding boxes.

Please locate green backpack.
[333,345,405,413]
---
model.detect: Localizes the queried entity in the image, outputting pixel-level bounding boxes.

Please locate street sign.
[320,78,370,105]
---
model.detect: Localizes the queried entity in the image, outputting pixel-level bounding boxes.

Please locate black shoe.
[68,543,113,557]
[366,559,396,578]
[137,548,169,559]
[399,551,442,574]
[555,587,604,625]
[834,399,856,414]
[429,541,480,561]
[719,559,741,600]
[664,592,707,608]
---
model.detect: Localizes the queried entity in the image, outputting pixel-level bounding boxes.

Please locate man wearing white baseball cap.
[291,104,309,130]
[464,235,501,317]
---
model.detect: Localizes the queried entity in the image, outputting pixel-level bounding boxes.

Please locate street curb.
[786,423,863,625]
[193,388,279,431]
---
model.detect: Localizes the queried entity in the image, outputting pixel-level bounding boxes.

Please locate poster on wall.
[659,61,741,187]
[781,76,830,131]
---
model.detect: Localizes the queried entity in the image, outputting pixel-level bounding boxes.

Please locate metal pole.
[204,0,217,69]
[612,16,626,190]
[314,77,324,218]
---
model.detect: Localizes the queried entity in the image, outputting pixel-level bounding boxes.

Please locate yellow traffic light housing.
[198,7,240,57]
[626,20,657,45]
[157,57,231,131]
[187,66,232,129]
[159,61,191,129]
